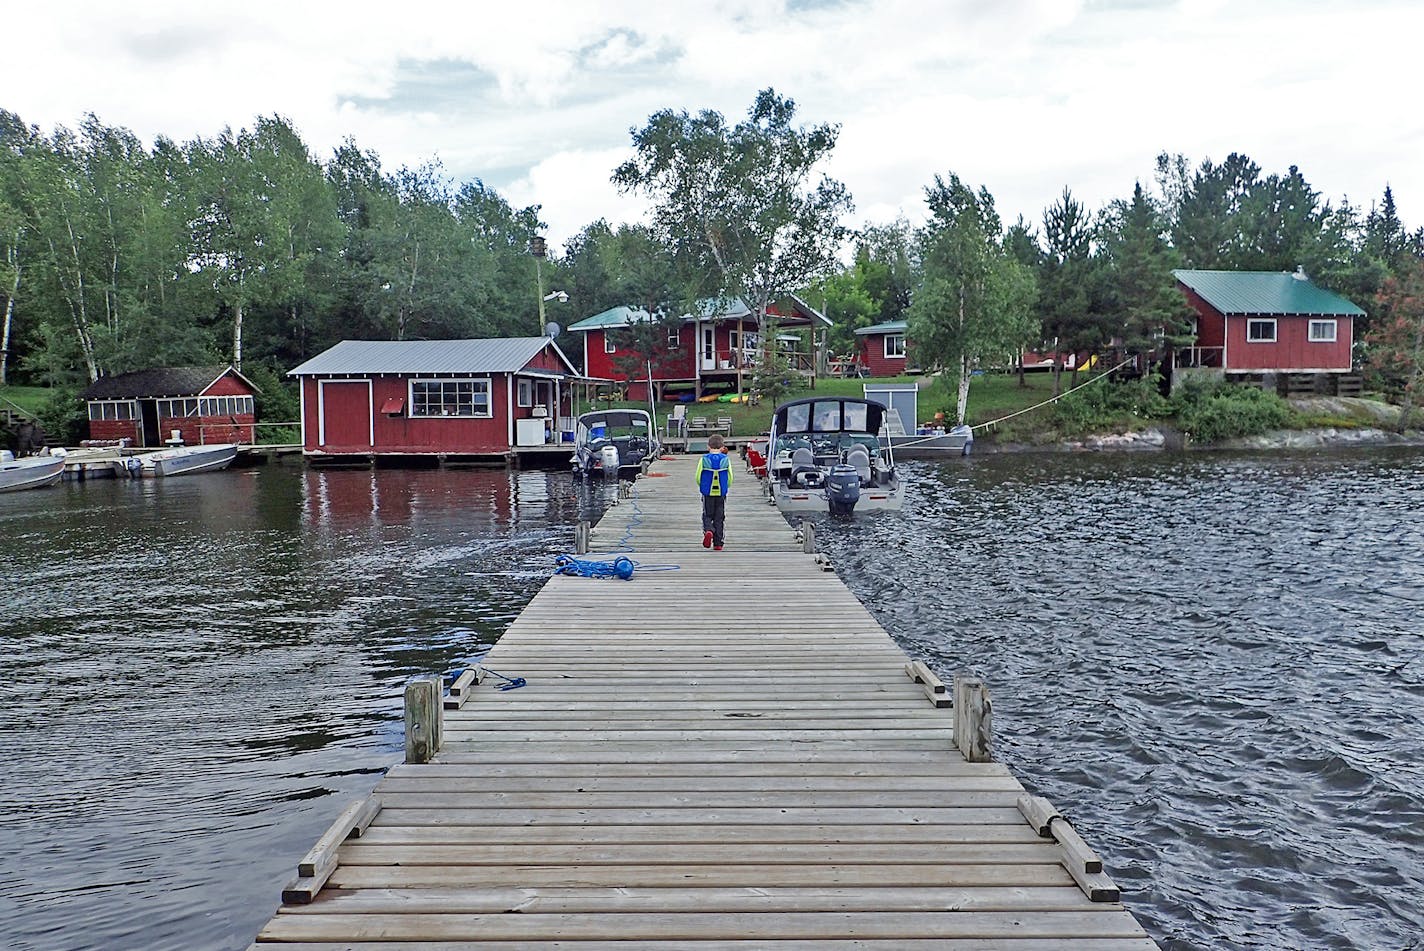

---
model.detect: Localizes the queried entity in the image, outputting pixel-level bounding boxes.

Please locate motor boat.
[767,397,903,516]
[115,443,239,478]
[0,451,65,492]
[570,409,659,479]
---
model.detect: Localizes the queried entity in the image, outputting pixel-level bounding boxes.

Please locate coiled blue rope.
[554,554,638,580]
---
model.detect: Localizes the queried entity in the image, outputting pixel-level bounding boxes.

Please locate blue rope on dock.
[481,667,526,691]
[553,554,681,579]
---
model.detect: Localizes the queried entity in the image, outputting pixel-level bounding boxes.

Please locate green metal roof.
[1173,269,1365,317]
[854,320,907,336]
[566,306,653,332]
[568,295,832,332]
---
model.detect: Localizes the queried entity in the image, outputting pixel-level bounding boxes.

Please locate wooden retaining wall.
[251,455,1158,949]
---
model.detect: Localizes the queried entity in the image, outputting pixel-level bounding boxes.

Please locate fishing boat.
[114,443,239,478]
[570,409,659,479]
[0,452,65,492]
[767,397,903,516]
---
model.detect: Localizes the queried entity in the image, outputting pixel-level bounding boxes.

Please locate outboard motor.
[598,444,620,476]
[825,463,861,516]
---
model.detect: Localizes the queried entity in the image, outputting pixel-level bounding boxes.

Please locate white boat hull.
[117,444,239,478]
[771,480,904,513]
[0,456,65,492]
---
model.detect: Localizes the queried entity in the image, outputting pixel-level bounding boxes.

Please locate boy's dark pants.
[701,494,726,546]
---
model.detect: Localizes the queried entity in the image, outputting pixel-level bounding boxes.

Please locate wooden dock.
[252,455,1158,949]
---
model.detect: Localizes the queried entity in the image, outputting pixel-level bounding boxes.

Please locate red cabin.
[1174,269,1363,375]
[853,320,909,377]
[568,296,830,399]
[289,337,585,460]
[80,365,258,447]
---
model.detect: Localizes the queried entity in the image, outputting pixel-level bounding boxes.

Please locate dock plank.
[251,455,1156,947]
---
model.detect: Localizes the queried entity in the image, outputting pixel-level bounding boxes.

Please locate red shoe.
[714,545,723,551]
[702,530,713,549]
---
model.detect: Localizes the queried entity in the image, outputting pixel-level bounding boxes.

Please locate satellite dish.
[545,321,561,338]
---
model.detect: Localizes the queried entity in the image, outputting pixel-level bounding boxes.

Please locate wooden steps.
[252,454,1157,949]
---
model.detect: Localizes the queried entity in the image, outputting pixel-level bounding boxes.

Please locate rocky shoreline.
[970,397,1424,455]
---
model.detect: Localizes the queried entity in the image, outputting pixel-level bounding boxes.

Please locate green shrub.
[1050,374,1171,436]
[35,388,86,446]
[1171,381,1291,443]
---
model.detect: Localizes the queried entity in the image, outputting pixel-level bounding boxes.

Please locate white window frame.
[604,333,616,354]
[407,377,493,418]
[1308,319,1337,342]
[517,379,533,407]
[1246,319,1277,343]
[198,395,254,416]
[667,325,680,350]
[158,398,200,418]
[87,399,136,421]
[884,333,907,359]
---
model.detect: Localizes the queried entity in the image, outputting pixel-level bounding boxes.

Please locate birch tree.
[613,88,851,391]
[908,174,1037,425]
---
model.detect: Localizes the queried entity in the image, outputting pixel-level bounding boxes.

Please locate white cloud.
[2,0,1420,245]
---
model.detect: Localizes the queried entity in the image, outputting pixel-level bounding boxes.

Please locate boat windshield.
[579,413,651,446]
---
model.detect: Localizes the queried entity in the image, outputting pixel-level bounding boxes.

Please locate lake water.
[1,451,1421,950]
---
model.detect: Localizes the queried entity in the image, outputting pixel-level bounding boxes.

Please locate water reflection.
[0,465,616,951]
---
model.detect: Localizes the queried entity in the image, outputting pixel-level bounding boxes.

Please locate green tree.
[908,173,1037,424]
[613,88,851,391]
[1039,187,1105,394]
[1100,182,1194,360]
[1367,255,1424,431]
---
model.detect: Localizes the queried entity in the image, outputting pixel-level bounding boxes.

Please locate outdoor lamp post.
[530,235,548,334]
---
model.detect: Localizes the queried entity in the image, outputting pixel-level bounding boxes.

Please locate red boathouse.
[1173,268,1364,375]
[80,365,258,447]
[289,337,585,460]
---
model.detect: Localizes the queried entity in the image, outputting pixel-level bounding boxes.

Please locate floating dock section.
[252,455,1158,949]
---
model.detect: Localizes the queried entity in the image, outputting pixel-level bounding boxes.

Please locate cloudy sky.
[6,0,1421,249]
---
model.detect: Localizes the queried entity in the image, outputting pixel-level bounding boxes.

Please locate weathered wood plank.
[252,455,1154,949]
[258,910,1153,942]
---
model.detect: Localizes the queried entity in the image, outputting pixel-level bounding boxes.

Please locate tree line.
[1,94,1421,428]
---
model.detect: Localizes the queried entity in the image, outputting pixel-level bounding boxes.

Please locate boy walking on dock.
[696,434,733,551]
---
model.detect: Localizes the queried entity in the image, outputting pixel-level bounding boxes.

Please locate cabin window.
[1246,319,1276,342]
[158,398,199,418]
[409,379,491,418]
[604,334,616,354]
[87,400,136,421]
[667,325,679,349]
[1308,319,1337,342]
[517,379,532,407]
[198,395,254,416]
[885,334,906,359]
[843,402,869,431]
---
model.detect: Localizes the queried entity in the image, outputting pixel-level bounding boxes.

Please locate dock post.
[801,519,816,554]
[403,675,442,764]
[575,521,590,554]
[953,673,992,762]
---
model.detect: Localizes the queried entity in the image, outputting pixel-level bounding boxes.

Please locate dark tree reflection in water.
[1,451,1421,950]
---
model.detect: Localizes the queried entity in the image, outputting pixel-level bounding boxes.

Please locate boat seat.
[788,446,820,487]
[846,447,871,485]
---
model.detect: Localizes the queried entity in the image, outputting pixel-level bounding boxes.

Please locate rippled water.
[2,451,1421,951]
[0,466,614,951]
[817,449,1424,951]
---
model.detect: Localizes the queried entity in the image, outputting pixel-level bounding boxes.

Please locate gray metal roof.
[288,338,577,376]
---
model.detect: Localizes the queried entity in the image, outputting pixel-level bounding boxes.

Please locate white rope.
[968,358,1137,433]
